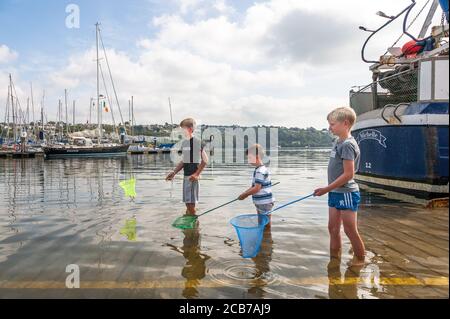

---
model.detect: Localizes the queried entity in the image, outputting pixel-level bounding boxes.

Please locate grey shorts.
[183,176,199,204]
[255,203,274,214]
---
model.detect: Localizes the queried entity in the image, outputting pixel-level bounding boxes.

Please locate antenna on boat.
[359,0,419,63]
[359,26,376,33]
[376,11,395,20]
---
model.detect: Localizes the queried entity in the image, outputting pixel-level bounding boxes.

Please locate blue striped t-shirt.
[251,165,274,205]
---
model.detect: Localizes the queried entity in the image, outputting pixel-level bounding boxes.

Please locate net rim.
[230,214,270,229]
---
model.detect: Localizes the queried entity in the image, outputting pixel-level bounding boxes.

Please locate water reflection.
[247,226,273,298]
[120,217,137,241]
[167,224,211,299]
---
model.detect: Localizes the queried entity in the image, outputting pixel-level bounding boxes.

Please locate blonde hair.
[327,107,357,127]
[246,144,265,158]
[179,118,196,129]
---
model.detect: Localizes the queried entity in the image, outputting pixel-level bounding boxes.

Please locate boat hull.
[43,144,129,159]
[352,122,448,199]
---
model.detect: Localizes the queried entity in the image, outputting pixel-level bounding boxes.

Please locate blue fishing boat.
[350,0,449,199]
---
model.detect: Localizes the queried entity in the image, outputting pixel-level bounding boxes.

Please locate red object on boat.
[402,40,423,56]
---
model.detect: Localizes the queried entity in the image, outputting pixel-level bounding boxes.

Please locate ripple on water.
[207,258,281,289]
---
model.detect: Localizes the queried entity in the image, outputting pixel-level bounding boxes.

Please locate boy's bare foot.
[346,256,365,267]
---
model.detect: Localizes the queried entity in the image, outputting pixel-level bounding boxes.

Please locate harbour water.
[0,149,448,299]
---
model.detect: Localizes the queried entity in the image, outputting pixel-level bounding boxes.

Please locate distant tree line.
[20,122,333,147]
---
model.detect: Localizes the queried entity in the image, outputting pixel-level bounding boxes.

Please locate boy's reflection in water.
[167,221,210,299]
[327,257,363,299]
[247,225,273,298]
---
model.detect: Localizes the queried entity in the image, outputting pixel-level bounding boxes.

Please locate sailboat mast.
[5,84,10,140]
[30,82,35,124]
[41,90,45,137]
[58,99,62,141]
[88,97,92,125]
[10,74,16,144]
[96,22,102,142]
[65,89,68,135]
[168,97,174,127]
[131,96,134,136]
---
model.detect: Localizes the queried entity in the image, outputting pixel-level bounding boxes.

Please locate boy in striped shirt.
[239,144,275,217]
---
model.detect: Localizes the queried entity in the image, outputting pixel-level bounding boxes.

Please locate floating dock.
[0,150,44,159]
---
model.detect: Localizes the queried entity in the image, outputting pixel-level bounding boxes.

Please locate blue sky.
[0,0,257,61]
[0,0,443,127]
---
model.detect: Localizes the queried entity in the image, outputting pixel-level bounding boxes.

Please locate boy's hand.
[238,193,248,200]
[189,174,200,182]
[314,187,329,197]
[166,171,176,181]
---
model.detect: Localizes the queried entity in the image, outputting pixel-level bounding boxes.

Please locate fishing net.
[119,178,136,198]
[230,214,269,258]
[172,215,198,229]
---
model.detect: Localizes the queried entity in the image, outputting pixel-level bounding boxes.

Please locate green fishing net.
[172,215,198,229]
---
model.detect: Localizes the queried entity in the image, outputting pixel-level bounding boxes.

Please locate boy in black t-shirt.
[166,118,208,215]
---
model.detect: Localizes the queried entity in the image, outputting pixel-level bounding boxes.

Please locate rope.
[385,0,432,55]
[98,27,126,132]
[99,63,118,137]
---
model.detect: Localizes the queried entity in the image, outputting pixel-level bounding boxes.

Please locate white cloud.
[0,45,18,64]
[178,0,204,15]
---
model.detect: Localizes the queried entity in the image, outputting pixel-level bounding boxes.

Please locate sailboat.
[43,23,129,159]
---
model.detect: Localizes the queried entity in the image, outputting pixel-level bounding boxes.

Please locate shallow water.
[0,149,448,299]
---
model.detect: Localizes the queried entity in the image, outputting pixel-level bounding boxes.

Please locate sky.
[0,0,444,129]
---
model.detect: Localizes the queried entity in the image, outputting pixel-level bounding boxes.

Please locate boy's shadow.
[166,224,211,299]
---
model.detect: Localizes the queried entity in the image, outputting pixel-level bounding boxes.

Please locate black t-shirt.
[181,137,205,176]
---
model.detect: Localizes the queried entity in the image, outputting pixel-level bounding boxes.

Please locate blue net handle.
[262,193,315,216]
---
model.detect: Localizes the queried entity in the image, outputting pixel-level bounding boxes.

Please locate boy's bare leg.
[186,203,196,216]
[341,211,365,266]
[328,207,342,259]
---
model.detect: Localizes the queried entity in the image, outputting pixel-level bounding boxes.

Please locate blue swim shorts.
[328,192,360,212]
